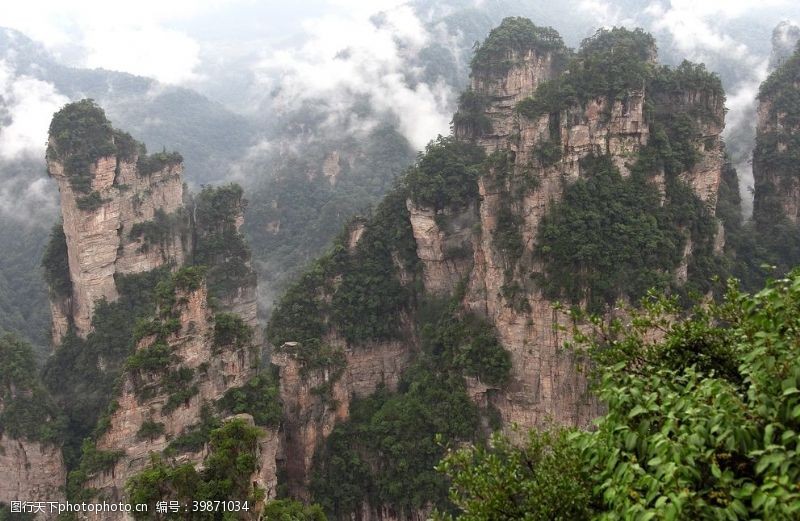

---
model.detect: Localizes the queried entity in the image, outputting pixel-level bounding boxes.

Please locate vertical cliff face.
[420,24,729,432]
[753,44,800,227]
[45,100,187,342]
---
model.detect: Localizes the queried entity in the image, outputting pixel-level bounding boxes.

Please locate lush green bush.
[470,17,568,76]
[126,418,265,518]
[311,367,480,519]
[217,370,283,427]
[136,420,165,441]
[420,300,511,387]
[0,332,66,444]
[67,439,125,499]
[451,89,492,136]
[213,312,253,350]
[329,187,420,343]
[125,342,174,372]
[536,154,718,311]
[129,209,185,253]
[192,184,257,300]
[516,78,578,119]
[76,191,105,212]
[263,499,327,521]
[439,272,800,520]
[41,223,71,298]
[405,136,485,211]
[137,148,183,175]
[47,100,116,193]
[435,428,594,521]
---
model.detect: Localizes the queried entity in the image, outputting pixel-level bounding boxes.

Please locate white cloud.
[0,60,69,159]
[82,24,201,84]
[0,0,238,84]
[578,0,640,28]
[253,3,453,150]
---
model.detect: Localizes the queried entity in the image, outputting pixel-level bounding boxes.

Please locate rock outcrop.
[274,334,414,497]
[78,276,275,518]
[0,436,66,517]
[46,102,187,342]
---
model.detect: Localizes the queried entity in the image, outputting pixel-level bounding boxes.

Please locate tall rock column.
[753,45,800,227]
[45,100,186,341]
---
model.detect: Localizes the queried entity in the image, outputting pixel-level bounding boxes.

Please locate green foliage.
[311,368,479,518]
[172,265,207,292]
[308,294,504,517]
[420,299,511,387]
[263,500,327,521]
[533,138,563,167]
[277,340,346,380]
[213,312,253,350]
[137,147,183,175]
[129,209,185,253]
[751,47,800,276]
[470,17,568,76]
[650,60,724,125]
[536,154,717,311]
[0,504,34,521]
[516,77,578,119]
[136,420,165,441]
[162,382,199,415]
[439,273,800,519]
[125,342,174,372]
[268,183,420,348]
[0,332,65,444]
[451,89,492,136]
[405,136,485,211]
[492,202,524,263]
[47,99,116,193]
[266,261,328,347]
[435,428,594,521]
[75,191,105,212]
[515,27,658,123]
[126,418,265,519]
[67,439,125,498]
[758,43,800,107]
[41,223,71,298]
[570,27,656,102]
[217,370,283,427]
[329,188,421,343]
[192,184,256,300]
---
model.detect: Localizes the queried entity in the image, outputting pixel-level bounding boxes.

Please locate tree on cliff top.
[437,271,800,520]
[470,17,569,76]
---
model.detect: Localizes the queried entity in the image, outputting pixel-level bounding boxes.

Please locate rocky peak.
[453,17,569,149]
[262,22,735,518]
[45,100,187,342]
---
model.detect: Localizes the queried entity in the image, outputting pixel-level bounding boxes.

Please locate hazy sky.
[0,0,796,85]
